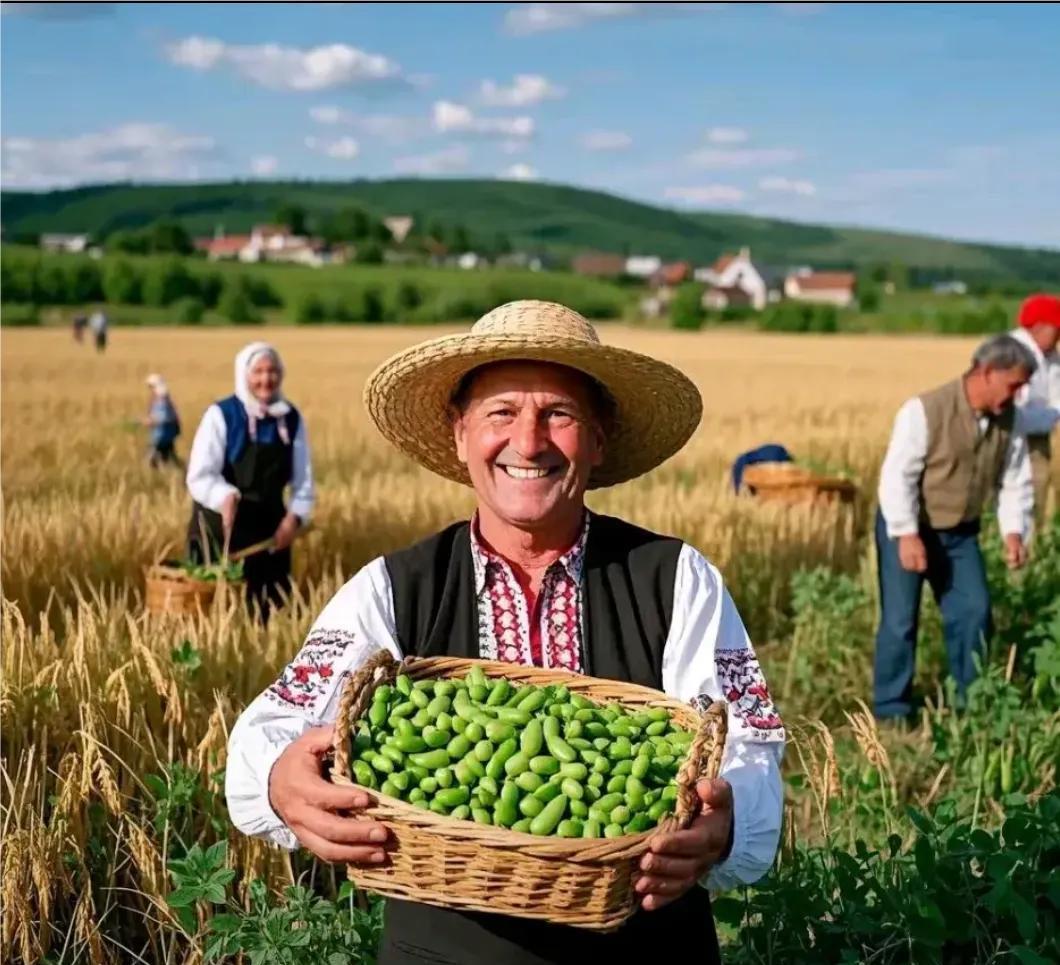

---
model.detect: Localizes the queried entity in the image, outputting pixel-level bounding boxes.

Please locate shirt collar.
[469,510,591,596]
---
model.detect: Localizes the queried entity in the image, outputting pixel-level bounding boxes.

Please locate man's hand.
[897,534,928,573]
[636,778,733,912]
[272,512,300,552]
[1004,533,1027,570]
[268,725,389,864]
[221,492,240,541]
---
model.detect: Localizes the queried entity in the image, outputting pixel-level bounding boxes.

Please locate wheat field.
[3,324,1052,964]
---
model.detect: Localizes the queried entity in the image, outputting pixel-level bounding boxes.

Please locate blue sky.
[2,2,1058,247]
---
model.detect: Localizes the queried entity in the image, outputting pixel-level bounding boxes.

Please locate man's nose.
[510,409,548,458]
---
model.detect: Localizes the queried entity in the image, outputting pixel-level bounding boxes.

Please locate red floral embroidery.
[710,650,785,739]
[266,629,353,710]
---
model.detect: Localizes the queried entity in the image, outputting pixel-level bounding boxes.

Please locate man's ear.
[590,421,606,468]
[451,407,469,466]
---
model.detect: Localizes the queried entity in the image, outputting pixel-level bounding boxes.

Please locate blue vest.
[216,394,300,468]
[731,443,793,492]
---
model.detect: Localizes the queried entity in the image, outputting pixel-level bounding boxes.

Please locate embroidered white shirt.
[1011,328,1060,437]
[877,396,1033,539]
[186,403,316,521]
[225,536,786,891]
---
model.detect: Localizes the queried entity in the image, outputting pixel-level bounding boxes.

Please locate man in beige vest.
[1010,294,1060,524]
[874,334,1036,721]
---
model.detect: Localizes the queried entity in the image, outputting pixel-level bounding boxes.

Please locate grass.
[1,326,1057,963]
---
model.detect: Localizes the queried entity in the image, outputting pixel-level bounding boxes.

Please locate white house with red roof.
[694,246,782,311]
[784,269,857,308]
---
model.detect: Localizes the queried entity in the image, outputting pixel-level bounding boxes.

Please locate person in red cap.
[1011,293,1060,524]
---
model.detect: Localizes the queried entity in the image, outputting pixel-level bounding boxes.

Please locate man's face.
[247,355,282,403]
[452,362,606,531]
[982,364,1030,414]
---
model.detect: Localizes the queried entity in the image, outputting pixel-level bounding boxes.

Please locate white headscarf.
[234,341,292,443]
[145,373,168,397]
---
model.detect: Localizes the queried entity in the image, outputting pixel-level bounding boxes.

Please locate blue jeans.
[873,510,992,718]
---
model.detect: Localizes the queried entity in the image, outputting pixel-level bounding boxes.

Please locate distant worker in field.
[874,333,1036,722]
[143,373,182,468]
[1010,293,1060,524]
[185,341,315,619]
[89,308,109,353]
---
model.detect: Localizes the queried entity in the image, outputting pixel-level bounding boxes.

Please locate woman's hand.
[272,512,300,552]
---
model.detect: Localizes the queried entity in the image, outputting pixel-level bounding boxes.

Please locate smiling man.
[225,301,785,964]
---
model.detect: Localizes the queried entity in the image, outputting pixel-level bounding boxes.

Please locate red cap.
[1018,293,1060,329]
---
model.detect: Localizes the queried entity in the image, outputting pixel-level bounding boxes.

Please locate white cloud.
[503,163,538,181]
[759,175,816,196]
[479,74,565,107]
[308,105,423,143]
[251,155,278,176]
[393,144,470,175]
[503,3,721,35]
[579,129,632,152]
[164,36,407,92]
[687,146,801,169]
[433,101,534,139]
[664,184,745,205]
[1,122,217,188]
[304,135,360,160]
[706,126,748,144]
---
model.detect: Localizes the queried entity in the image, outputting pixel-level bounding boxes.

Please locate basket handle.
[331,649,400,782]
[671,700,728,829]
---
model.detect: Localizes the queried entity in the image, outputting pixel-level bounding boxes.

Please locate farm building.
[696,247,783,310]
[784,270,857,307]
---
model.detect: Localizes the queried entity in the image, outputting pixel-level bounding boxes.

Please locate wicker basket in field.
[143,561,239,615]
[742,461,857,506]
[330,650,727,932]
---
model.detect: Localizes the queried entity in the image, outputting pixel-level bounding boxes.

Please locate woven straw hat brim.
[364,330,702,489]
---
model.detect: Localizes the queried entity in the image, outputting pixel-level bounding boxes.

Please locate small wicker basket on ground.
[330,651,727,932]
[143,561,238,615]
[742,461,857,506]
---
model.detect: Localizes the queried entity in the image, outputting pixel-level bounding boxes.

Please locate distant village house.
[784,269,857,308]
[695,247,783,311]
[571,252,626,279]
[384,215,415,245]
[40,233,91,254]
[624,255,662,279]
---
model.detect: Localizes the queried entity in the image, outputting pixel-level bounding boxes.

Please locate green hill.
[3,178,1058,283]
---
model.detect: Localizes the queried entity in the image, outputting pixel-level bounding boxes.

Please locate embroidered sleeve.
[266,628,355,712]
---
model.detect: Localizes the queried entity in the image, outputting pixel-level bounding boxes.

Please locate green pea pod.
[529,755,561,776]
[569,799,589,818]
[505,686,530,707]
[352,760,377,788]
[607,775,627,794]
[592,736,611,751]
[476,783,497,806]
[500,780,520,807]
[380,779,399,797]
[543,718,577,764]
[408,787,426,804]
[406,764,429,782]
[533,782,562,804]
[603,822,624,839]
[613,760,634,776]
[570,694,593,710]
[529,794,569,835]
[625,813,653,834]
[517,689,548,713]
[644,789,660,807]
[472,808,493,825]
[661,785,678,802]
[423,726,450,749]
[390,701,415,720]
[520,795,545,818]
[461,755,487,780]
[390,771,411,791]
[368,702,388,727]
[645,720,669,736]
[511,818,533,834]
[591,755,611,775]
[394,734,427,754]
[486,721,516,744]
[559,762,588,781]
[435,767,455,789]
[495,799,519,828]
[373,684,393,705]
[565,719,584,740]
[464,722,486,743]
[419,776,438,794]
[447,735,472,758]
[583,819,602,838]
[370,755,395,775]
[596,793,624,813]
[626,776,646,810]
[496,706,532,726]
[468,682,490,702]
[395,674,413,697]
[450,804,471,821]
[410,749,450,770]
[560,778,585,801]
[485,738,519,780]
[520,719,544,757]
[436,786,470,809]
[434,680,456,698]
[648,798,672,821]
[474,739,495,762]
[486,678,511,706]
[609,737,633,761]
[515,771,545,793]
[556,819,582,838]
[568,738,593,751]
[631,756,651,780]
[610,805,631,826]
[429,798,450,815]
[411,710,431,729]
[413,679,435,692]
[410,688,430,709]
[504,752,531,777]
[574,708,596,723]
[426,695,451,717]
[584,782,602,801]
[448,714,467,735]
[585,723,608,739]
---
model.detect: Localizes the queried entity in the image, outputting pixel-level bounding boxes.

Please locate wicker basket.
[143,561,238,615]
[742,461,857,506]
[330,651,727,932]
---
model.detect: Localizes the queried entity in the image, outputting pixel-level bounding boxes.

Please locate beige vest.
[918,378,1014,529]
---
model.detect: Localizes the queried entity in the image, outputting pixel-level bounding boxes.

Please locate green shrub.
[294,292,327,325]
[172,297,205,324]
[142,258,196,307]
[355,242,384,265]
[218,279,261,324]
[102,258,143,304]
[760,302,838,333]
[669,283,706,330]
[392,280,423,316]
[0,303,40,326]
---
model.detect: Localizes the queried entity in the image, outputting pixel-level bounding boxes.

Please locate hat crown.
[471,300,600,344]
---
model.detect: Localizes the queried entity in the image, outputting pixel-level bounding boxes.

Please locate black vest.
[379,513,719,965]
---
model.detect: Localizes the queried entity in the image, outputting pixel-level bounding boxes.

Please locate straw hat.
[363,300,702,488]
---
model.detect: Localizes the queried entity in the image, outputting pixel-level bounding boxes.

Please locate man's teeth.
[501,466,551,479]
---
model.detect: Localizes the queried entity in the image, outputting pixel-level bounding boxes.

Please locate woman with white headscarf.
[185,341,315,617]
[143,373,182,468]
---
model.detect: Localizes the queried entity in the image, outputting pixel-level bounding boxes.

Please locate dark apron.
[187,427,292,618]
